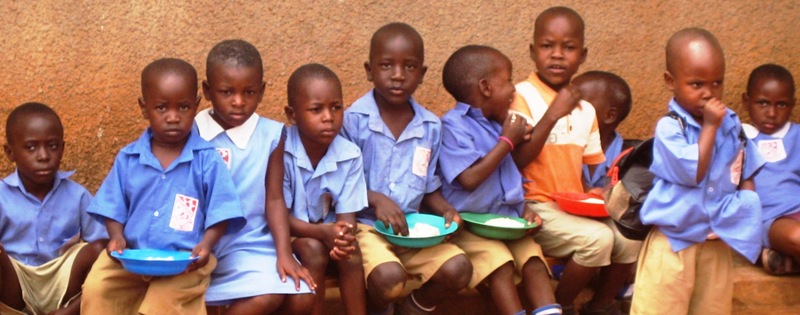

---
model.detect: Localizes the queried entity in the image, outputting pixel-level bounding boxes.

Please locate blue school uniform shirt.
[582,132,623,189]
[641,99,765,262]
[88,128,245,252]
[342,90,442,225]
[743,122,800,223]
[438,102,525,217]
[0,171,107,266]
[284,125,368,223]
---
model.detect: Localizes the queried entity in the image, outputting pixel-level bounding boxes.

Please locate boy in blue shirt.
[0,102,107,315]
[196,40,315,315]
[740,64,800,275]
[82,58,245,315]
[342,22,471,314]
[438,45,562,315]
[284,63,368,315]
[631,28,764,315]
[572,71,633,192]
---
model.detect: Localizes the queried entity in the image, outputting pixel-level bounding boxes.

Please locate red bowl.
[551,192,609,218]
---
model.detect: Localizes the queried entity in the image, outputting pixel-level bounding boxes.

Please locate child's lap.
[356,223,464,289]
[7,242,86,315]
[206,249,312,304]
[450,230,548,288]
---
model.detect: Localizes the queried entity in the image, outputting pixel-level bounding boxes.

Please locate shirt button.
[389,183,396,190]
[39,237,44,242]
[161,174,166,179]
[708,187,714,193]
[154,211,160,217]
[392,147,398,152]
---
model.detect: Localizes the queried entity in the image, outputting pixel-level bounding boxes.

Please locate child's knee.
[294,238,329,270]
[367,262,406,300]
[581,226,615,258]
[432,254,472,290]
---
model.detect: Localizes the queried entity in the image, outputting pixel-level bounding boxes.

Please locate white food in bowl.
[145,256,175,261]
[484,217,525,228]
[581,198,605,204]
[408,222,441,238]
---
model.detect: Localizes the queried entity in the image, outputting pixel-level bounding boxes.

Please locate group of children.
[1,5,798,315]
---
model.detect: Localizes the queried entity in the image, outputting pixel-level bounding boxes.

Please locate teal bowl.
[111,249,198,276]
[460,212,538,240]
[374,213,458,248]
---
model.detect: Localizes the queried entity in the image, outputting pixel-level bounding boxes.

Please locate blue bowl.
[373,213,457,248]
[110,249,198,276]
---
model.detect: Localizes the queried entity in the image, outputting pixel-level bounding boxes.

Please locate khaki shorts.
[1,242,87,315]
[81,251,216,315]
[449,230,549,288]
[528,202,641,267]
[357,223,465,294]
[631,229,733,315]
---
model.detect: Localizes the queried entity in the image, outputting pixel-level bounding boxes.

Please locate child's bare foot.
[762,248,800,275]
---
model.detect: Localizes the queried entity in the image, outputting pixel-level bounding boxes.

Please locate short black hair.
[534,6,585,41]
[287,63,342,107]
[206,39,263,81]
[6,102,63,144]
[369,22,424,63]
[442,45,509,103]
[665,27,724,74]
[747,63,796,96]
[573,70,632,123]
[141,58,198,97]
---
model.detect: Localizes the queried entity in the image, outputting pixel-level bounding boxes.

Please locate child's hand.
[106,236,126,255]
[441,207,463,242]
[330,222,358,261]
[502,113,533,147]
[277,254,317,291]
[702,97,726,127]
[186,243,212,272]
[373,194,408,236]
[546,84,582,121]
[522,207,543,236]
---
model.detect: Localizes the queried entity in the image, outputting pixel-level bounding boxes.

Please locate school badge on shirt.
[216,148,232,169]
[412,146,431,177]
[170,194,199,232]
[757,139,787,163]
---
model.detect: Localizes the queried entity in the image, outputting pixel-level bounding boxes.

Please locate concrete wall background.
[1,1,798,191]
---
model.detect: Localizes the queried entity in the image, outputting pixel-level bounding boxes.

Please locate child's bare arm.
[369,190,408,236]
[513,85,582,168]
[458,113,530,191]
[269,136,317,290]
[105,218,126,254]
[696,98,726,183]
[187,220,227,271]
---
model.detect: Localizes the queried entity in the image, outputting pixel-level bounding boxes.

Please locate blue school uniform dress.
[582,132,623,189]
[342,90,442,224]
[743,122,800,247]
[438,102,526,217]
[195,110,311,303]
[0,170,106,266]
[284,125,368,223]
[640,99,765,262]
[88,128,245,252]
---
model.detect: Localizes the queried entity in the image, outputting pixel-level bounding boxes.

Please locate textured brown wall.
[2,1,798,192]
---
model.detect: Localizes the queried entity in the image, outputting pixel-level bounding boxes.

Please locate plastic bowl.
[460,212,538,240]
[551,192,609,218]
[373,213,457,248]
[110,249,198,276]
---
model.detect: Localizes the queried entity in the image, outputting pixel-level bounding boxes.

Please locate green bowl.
[374,213,458,248]
[460,212,537,240]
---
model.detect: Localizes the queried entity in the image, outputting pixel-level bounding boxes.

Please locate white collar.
[743,122,791,139]
[195,108,259,149]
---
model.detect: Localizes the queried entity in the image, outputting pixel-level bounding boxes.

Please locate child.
[341,22,471,314]
[572,71,633,193]
[81,58,245,314]
[740,64,800,275]
[509,7,641,314]
[0,102,107,315]
[438,45,562,315]
[196,40,315,314]
[284,63,368,315]
[631,28,764,315]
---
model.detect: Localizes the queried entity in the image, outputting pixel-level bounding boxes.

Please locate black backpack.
[602,112,684,240]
